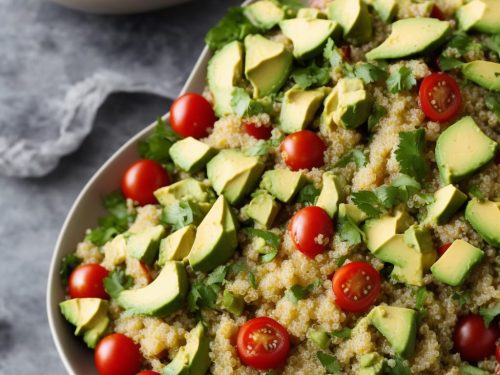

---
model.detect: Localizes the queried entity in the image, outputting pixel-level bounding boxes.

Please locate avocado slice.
[207,149,265,205]
[363,210,411,253]
[207,41,244,117]
[244,34,293,98]
[242,191,280,228]
[327,0,372,44]
[316,171,346,218]
[117,261,188,316]
[222,290,245,316]
[435,117,498,184]
[424,184,467,225]
[169,137,217,173]
[358,352,385,375]
[280,86,327,134]
[404,224,434,254]
[462,60,500,93]
[187,196,238,272]
[157,225,196,266]
[456,0,500,34]
[338,203,368,224]
[243,0,284,30]
[465,198,500,248]
[279,18,340,60]
[368,305,417,358]
[59,298,110,349]
[372,0,397,23]
[260,169,306,203]
[297,8,326,19]
[430,239,484,286]
[365,18,451,60]
[162,322,210,375]
[154,178,214,209]
[127,225,165,265]
[322,78,372,130]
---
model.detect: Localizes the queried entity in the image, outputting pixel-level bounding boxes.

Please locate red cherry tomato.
[430,5,446,20]
[244,122,273,140]
[419,72,462,123]
[496,344,500,362]
[121,159,170,206]
[280,130,326,171]
[95,334,142,375]
[332,261,381,313]
[170,93,216,138]
[136,372,160,375]
[236,317,290,370]
[68,263,108,300]
[437,243,452,256]
[288,206,333,258]
[453,314,500,362]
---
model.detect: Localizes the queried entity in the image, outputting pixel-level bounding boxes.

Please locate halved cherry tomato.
[289,206,333,258]
[454,314,499,362]
[430,5,446,20]
[170,93,216,138]
[95,334,142,375]
[136,372,160,375]
[244,122,273,140]
[121,159,170,206]
[419,72,462,122]
[236,317,290,370]
[332,262,381,313]
[68,263,108,300]
[437,243,452,256]
[280,130,326,171]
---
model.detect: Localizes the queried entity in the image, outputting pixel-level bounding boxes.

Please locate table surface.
[0,0,239,372]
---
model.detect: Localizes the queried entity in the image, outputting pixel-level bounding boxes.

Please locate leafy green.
[317,352,342,373]
[352,191,385,217]
[479,302,500,327]
[103,268,134,299]
[59,254,82,287]
[446,32,482,56]
[204,7,258,50]
[391,174,421,201]
[336,255,347,267]
[138,117,179,164]
[386,67,417,93]
[337,215,365,246]
[330,328,351,339]
[468,184,485,200]
[484,34,500,56]
[161,201,204,230]
[368,104,387,132]
[384,357,410,375]
[292,62,331,89]
[395,129,428,182]
[438,55,464,71]
[231,87,272,117]
[355,63,388,84]
[187,265,229,312]
[243,227,281,263]
[323,38,343,69]
[452,291,471,306]
[297,184,320,204]
[248,271,257,288]
[244,138,280,157]
[286,280,321,303]
[485,94,500,119]
[335,148,368,169]
[415,286,427,311]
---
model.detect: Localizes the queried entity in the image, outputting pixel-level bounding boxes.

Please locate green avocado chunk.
[322,78,372,129]
[368,305,417,358]
[162,322,211,375]
[424,184,467,225]
[358,352,385,375]
[117,261,188,316]
[280,86,327,134]
[297,8,326,19]
[372,0,397,23]
[242,191,280,228]
[338,203,368,224]
[243,0,284,30]
[127,225,166,265]
[365,18,451,60]
[207,149,265,205]
[435,116,498,184]
[316,171,345,218]
[187,196,238,272]
[363,210,411,252]
[307,328,330,349]
[430,239,484,286]
[279,18,340,60]
[222,290,245,316]
[169,137,217,173]
[327,0,372,44]
[244,34,293,98]
[207,41,244,117]
[465,198,500,248]
[154,178,214,210]
[157,225,196,266]
[59,298,110,348]
[462,60,500,93]
[260,169,306,203]
[456,0,500,34]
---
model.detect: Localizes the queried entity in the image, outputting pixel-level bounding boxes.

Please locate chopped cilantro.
[468,185,484,200]
[354,62,388,84]
[351,190,385,217]
[415,286,427,311]
[485,94,500,119]
[336,255,347,267]
[446,32,482,56]
[248,271,257,288]
[161,200,204,230]
[242,227,280,250]
[187,265,229,312]
[438,55,464,71]
[59,254,82,287]
[368,104,387,132]
[452,291,471,306]
[138,117,179,164]
[335,148,368,169]
[296,184,320,204]
[484,34,500,56]
[286,280,321,303]
[386,66,417,93]
[385,357,411,375]
[330,328,351,339]
[323,38,343,69]
[395,129,429,182]
[391,174,421,200]
[337,215,365,246]
[479,302,500,327]
[292,62,331,89]
[103,268,134,299]
[231,88,272,117]
[317,352,342,373]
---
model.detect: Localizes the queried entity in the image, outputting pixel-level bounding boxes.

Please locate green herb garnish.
[479,302,500,327]
[292,62,331,89]
[386,66,417,93]
[368,104,387,132]
[286,280,321,304]
[355,63,388,84]
[138,117,179,164]
[395,129,428,182]
[59,254,82,287]
[317,352,342,373]
[335,148,368,169]
[204,7,257,50]
[296,184,320,204]
[161,200,204,230]
[103,268,134,299]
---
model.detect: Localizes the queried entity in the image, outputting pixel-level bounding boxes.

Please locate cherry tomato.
[280,130,326,171]
[332,262,381,313]
[244,122,273,140]
[68,263,108,300]
[496,344,500,362]
[437,243,452,256]
[95,334,142,375]
[288,206,333,258]
[419,72,462,123]
[136,372,160,375]
[170,93,216,138]
[453,314,500,362]
[430,5,446,20]
[121,159,170,206]
[236,317,290,370]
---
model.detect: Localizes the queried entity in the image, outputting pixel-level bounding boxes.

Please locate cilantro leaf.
[330,328,351,339]
[292,62,330,89]
[385,357,410,375]
[323,38,343,69]
[386,67,417,93]
[355,63,388,84]
[468,184,485,200]
[231,88,272,117]
[446,32,482,56]
[368,104,387,132]
[187,265,230,312]
[59,254,82,287]
[317,352,342,373]
[484,34,500,56]
[206,265,228,285]
[138,117,179,164]
[248,271,257,288]
[161,201,204,230]
[335,149,368,169]
[103,268,134,299]
[286,280,321,304]
[337,215,365,246]
[415,286,427,310]
[242,227,280,250]
[485,94,500,119]
[395,129,428,182]
[351,191,384,217]
[296,184,320,204]
[479,302,500,327]
[452,291,471,306]
[438,55,464,72]
[391,174,421,200]
[244,140,273,157]
[375,186,403,209]
[336,255,347,267]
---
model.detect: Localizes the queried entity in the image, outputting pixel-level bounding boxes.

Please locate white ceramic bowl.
[47,0,191,14]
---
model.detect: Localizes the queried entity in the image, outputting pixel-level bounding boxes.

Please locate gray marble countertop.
[0,0,239,372]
